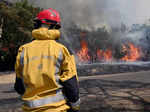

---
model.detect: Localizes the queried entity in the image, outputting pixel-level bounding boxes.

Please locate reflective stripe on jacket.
[15,28,79,112]
[23,89,65,108]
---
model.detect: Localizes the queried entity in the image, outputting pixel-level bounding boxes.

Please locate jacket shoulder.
[55,41,73,55]
[19,40,36,48]
[17,41,33,52]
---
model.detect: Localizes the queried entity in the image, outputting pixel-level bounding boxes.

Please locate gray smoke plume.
[6,0,150,28]
[31,0,150,62]
[30,0,150,28]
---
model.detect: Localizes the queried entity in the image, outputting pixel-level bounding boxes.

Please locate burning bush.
[63,23,150,64]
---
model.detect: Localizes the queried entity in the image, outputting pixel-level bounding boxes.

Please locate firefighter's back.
[21,40,69,112]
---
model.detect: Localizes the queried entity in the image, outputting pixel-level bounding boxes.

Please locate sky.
[113,0,150,26]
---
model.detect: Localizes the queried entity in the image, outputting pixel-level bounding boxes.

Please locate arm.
[14,47,25,95]
[59,47,80,111]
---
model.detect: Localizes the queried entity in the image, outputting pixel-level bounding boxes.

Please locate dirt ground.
[0,72,150,112]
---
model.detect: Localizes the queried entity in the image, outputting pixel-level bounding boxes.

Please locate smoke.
[28,0,150,28]
[6,0,150,27]
[30,0,150,60]
[113,0,150,26]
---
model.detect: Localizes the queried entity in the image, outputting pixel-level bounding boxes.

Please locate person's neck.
[41,24,49,29]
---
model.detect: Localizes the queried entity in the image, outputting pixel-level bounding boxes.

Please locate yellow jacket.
[15,28,80,112]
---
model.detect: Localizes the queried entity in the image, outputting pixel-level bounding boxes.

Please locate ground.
[0,71,150,112]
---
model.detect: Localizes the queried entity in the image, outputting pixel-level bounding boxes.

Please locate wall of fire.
[62,23,150,64]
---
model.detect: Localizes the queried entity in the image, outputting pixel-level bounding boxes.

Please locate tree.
[0,0,41,71]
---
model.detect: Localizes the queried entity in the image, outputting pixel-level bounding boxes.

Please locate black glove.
[67,99,80,112]
[14,77,25,95]
[67,108,79,112]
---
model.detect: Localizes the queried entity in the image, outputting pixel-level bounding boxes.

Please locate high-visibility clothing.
[15,27,80,112]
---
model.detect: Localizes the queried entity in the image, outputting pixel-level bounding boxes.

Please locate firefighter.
[14,8,80,112]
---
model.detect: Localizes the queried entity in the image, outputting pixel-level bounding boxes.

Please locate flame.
[97,49,112,61]
[97,49,103,60]
[121,43,141,61]
[77,40,91,62]
[104,49,113,61]
[77,40,141,62]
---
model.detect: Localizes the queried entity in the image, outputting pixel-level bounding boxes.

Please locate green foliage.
[0,0,41,71]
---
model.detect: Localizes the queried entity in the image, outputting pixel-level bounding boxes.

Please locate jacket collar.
[32,27,60,40]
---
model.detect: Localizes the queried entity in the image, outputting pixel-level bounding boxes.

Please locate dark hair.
[34,19,61,29]
[34,19,42,29]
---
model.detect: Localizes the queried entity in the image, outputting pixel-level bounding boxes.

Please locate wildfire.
[77,40,141,63]
[77,39,113,62]
[121,43,141,62]
[77,40,91,62]
[97,49,112,61]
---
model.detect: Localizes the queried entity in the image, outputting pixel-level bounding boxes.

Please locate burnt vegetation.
[63,23,150,63]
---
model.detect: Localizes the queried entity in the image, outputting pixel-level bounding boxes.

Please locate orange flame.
[97,49,112,61]
[77,40,91,62]
[97,49,103,60]
[77,40,141,62]
[121,43,141,61]
[104,49,113,61]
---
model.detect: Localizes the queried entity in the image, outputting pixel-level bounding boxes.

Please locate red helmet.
[35,8,61,29]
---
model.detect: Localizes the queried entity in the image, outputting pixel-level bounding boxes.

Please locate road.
[80,70,150,83]
[79,71,150,112]
[0,71,150,112]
